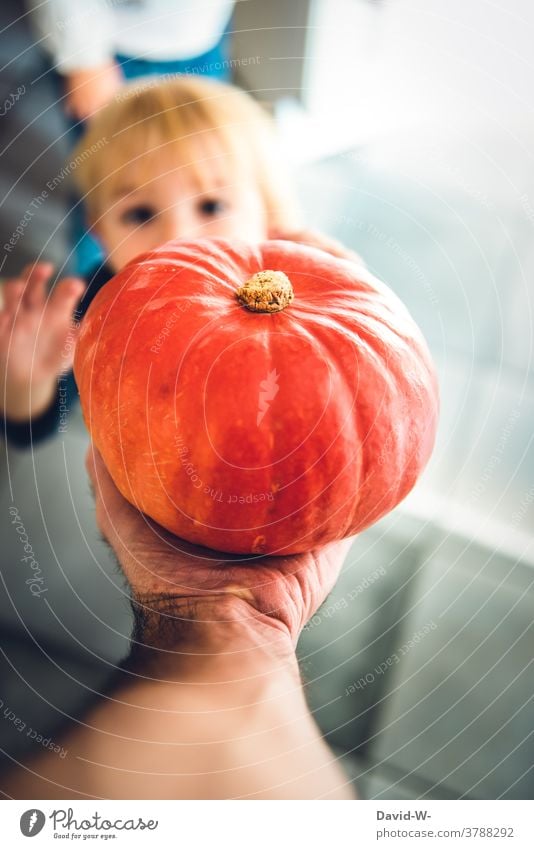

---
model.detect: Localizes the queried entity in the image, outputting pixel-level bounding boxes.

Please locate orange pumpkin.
[74,237,439,555]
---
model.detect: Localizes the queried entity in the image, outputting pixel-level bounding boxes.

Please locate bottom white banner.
[1,799,532,847]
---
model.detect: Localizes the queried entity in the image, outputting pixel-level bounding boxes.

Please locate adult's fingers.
[85,443,183,595]
[85,444,144,546]
[316,536,353,591]
[85,443,119,514]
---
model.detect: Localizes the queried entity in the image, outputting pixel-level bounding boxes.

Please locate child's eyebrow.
[110,170,235,202]
[112,185,139,200]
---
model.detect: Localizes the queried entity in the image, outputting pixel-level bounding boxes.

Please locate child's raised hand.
[0,262,85,420]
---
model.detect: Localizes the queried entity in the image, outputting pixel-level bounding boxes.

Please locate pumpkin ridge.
[296,316,366,533]
[265,315,364,536]
[295,310,418,533]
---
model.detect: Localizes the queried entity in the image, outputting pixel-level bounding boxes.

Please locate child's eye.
[121,205,157,225]
[198,198,226,217]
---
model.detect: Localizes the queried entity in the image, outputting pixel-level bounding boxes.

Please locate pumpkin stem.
[236,270,294,313]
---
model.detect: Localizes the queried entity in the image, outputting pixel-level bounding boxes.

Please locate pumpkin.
[74,237,439,555]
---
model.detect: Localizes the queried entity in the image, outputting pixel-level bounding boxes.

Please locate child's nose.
[159,207,200,242]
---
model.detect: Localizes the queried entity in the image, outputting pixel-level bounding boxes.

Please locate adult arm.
[2,447,356,800]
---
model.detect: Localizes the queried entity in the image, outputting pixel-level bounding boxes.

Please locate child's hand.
[268,226,366,267]
[63,61,123,122]
[0,263,85,421]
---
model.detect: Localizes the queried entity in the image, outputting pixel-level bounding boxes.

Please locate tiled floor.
[300,525,534,799]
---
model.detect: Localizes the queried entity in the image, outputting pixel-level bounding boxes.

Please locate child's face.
[95,136,268,272]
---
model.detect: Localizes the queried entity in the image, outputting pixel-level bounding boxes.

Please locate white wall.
[302,0,534,149]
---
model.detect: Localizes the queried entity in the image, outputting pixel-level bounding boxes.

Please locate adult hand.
[86,445,352,661]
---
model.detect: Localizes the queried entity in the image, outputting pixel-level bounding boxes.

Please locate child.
[0,75,302,446]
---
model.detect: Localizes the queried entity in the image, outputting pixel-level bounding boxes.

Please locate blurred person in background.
[0,76,297,444]
[0,74,355,452]
[25,0,236,274]
[26,0,236,119]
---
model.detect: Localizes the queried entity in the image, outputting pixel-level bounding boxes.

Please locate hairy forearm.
[2,601,354,800]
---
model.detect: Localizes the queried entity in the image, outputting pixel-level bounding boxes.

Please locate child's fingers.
[269,227,365,265]
[45,320,80,372]
[1,280,26,314]
[20,262,55,311]
[44,278,85,367]
[46,277,85,320]
[270,227,343,254]
[0,309,11,338]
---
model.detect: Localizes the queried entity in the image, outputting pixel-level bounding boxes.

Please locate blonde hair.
[71,75,299,229]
